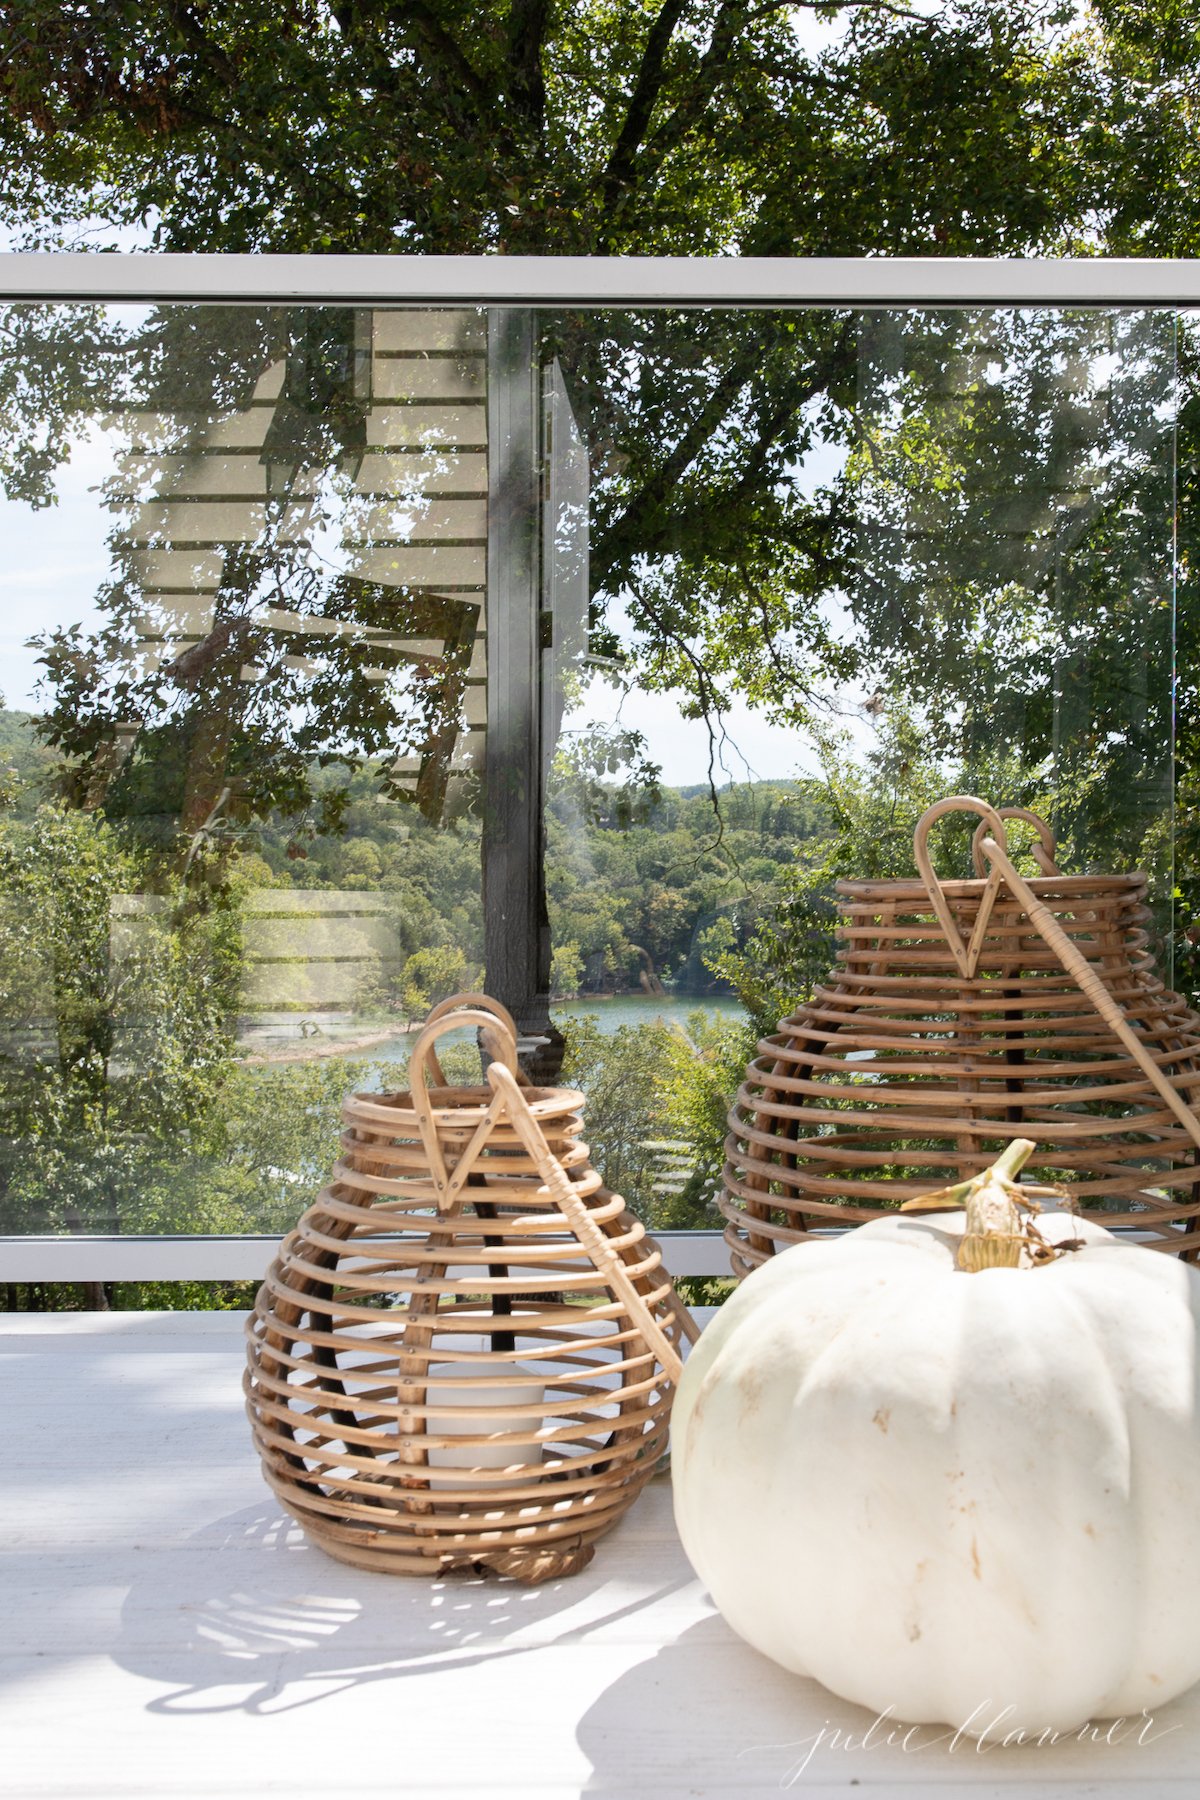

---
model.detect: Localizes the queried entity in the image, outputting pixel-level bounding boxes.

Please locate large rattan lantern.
[246,994,696,1582]
[723,796,1200,1275]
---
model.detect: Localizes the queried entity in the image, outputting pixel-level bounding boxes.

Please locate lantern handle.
[973,833,1200,1157]
[913,796,1011,979]
[487,1062,698,1384]
[408,1002,522,1210]
[414,991,528,1089]
[970,806,1060,879]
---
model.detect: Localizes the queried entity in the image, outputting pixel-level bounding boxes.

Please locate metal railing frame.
[0,251,1192,1283]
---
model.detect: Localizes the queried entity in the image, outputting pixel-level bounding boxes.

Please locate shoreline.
[236,991,741,1066]
[237,1023,415,1066]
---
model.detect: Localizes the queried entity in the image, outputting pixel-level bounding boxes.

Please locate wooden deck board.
[3,1311,1199,1798]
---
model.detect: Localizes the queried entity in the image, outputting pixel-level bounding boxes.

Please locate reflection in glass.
[0,300,1179,1254]
[0,304,497,1242]
[539,305,1176,1227]
[851,308,1174,914]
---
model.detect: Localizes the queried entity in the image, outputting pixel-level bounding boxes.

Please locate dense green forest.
[0,698,829,998]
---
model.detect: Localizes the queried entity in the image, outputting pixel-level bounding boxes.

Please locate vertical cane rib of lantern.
[970,809,1062,1153]
[396,1015,515,1516]
[484,1067,697,1506]
[486,1064,695,1384]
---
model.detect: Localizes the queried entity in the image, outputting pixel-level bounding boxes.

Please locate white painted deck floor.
[4,1310,1200,1800]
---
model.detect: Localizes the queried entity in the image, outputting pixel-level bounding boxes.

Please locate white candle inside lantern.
[424,1361,545,1482]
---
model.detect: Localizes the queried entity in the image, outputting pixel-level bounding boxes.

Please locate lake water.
[552,993,746,1035]
[363,991,747,1063]
[238,991,748,1075]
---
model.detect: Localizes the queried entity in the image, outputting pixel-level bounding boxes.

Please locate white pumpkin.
[673,1149,1200,1736]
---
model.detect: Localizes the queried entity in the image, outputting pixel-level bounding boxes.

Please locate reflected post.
[484,309,562,1076]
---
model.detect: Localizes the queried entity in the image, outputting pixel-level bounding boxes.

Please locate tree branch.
[592,325,849,591]
[596,0,884,245]
[638,0,760,176]
[163,1,242,88]
[739,561,797,693]
[626,577,731,833]
[508,0,551,132]
[591,341,764,588]
[598,0,694,229]
[389,2,501,122]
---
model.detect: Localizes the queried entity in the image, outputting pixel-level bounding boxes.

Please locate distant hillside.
[673,778,807,800]
[0,707,58,813]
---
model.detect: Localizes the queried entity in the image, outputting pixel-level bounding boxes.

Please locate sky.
[566,423,858,786]
[569,673,826,788]
[0,441,841,787]
[0,431,112,713]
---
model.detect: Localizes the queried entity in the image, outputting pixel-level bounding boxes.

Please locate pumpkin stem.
[900,1140,1081,1273]
[899,1139,1036,1215]
[959,1172,1027,1273]
[991,1138,1036,1183]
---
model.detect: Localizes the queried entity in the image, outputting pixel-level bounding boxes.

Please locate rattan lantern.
[723,796,1200,1275]
[245,994,698,1582]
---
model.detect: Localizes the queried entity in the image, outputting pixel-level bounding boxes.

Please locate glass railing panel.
[850,306,1175,930]
[0,302,492,1238]
[0,298,1179,1248]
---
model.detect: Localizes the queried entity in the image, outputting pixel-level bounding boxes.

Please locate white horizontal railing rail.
[0,1223,1180,1285]
[0,253,1199,308]
[0,1228,734,1282]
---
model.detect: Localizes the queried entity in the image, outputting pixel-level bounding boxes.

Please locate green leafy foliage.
[0,801,239,1235]
[0,0,1161,799]
[558,1004,756,1231]
[0,2,1102,261]
[547,764,828,991]
[710,705,1067,1035]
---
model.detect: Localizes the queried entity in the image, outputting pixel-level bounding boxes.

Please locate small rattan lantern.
[723,796,1200,1275]
[245,994,697,1582]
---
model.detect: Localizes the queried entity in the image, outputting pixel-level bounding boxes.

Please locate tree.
[549,940,584,998]
[560,1013,671,1214]
[0,4,1103,260]
[0,3,1132,785]
[841,307,1177,881]
[0,801,239,1294]
[655,1005,758,1227]
[398,943,475,1022]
